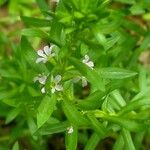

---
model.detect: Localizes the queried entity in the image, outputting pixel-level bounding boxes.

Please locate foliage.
[0,0,150,149]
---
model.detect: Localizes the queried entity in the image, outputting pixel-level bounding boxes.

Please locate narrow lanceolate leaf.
[84,132,101,150]
[122,128,135,150]
[36,121,70,135]
[0,89,18,101]
[98,68,137,79]
[65,125,78,150]
[12,141,19,150]
[36,0,50,15]
[5,107,21,124]
[113,0,136,5]
[113,134,124,150]
[62,100,89,126]
[21,16,50,27]
[37,95,56,128]
[104,115,144,132]
[0,68,21,79]
[77,90,106,110]
[87,113,107,137]
[69,57,105,91]
[22,28,49,41]
[27,117,37,134]
[111,90,126,107]
[118,98,150,116]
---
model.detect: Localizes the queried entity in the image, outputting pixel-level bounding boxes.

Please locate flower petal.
[39,75,47,85]
[44,45,51,56]
[36,57,47,63]
[37,50,46,58]
[87,61,94,68]
[41,87,46,93]
[54,75,62,83]
[55,84,63,91]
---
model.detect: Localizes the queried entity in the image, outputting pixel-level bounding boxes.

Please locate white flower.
[33,74,47,94]
[51,75,63,93]
[67,126,74,134]
[73,76,88,87]
[36,45,55,63]
[82,55,94,69]
[33,74,47,85]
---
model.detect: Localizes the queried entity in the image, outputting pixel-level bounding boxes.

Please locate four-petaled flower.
[51,75,63,93]
[36,45,55,63]
[33,74,47,93]
[67,126,74,134]
[82,55,94,69]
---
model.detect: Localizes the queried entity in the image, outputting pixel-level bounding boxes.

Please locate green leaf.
[87,113,107,137]
[27,117,37,135]
[98,68,137,79]
[104,115,144,132]
[69,57,105,91]
[5,107,21,124]
[36,0,50,17]
[22,28,49,41]
[77,90,106,110]
[122,129,135,150]
[37,95,57,128]
[114,0,136,4]
[122,19,145,35]
[21,16,50,27]
[118,98,150,116]
[113,134,124,150]
[0,89,18,101]
[134,132,145,150]
[62,100,89,126]
[84,132,101,150]
[139,34,150,51]
[36,121,70,135]
[65,125,78,150]
[0,68,21,79]
[130,4,145,15]
[49,21,65,47]
[12,141,19,150]
[111,90,126,107]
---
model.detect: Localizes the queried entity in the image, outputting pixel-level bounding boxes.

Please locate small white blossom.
[73,76,88,87]
[36,45,55,63]
[67,126,74,134]
[82,55,94,69]
[33,74,47,85]
[51,75,63,93]
[34,74,47,94]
